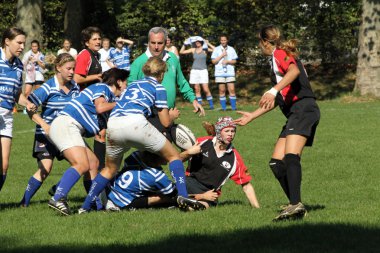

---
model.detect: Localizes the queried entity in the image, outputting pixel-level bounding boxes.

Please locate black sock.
[269,158,290,200]
[284,153,302,205]
[93,140,106,170]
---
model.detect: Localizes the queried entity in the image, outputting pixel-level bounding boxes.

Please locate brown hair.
[142,56,167,79]
[1,27,26,49]
[102,68,129,90]
[259,25,299,57]
[81,26,102,47]
[54,53,75,73]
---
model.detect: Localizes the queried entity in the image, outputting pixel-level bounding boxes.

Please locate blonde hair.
[259,25,299,57]
[142,56,167,79]
[54,53,75,73]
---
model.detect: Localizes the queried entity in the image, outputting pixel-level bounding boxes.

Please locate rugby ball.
[170,124,196,150]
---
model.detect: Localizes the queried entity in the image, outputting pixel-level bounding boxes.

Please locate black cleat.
[48,197,71,216]
[273,202,307,222]
[177,196,206,211]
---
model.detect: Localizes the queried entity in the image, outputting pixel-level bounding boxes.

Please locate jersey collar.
[212,137,234,153]
[145,48,170,62]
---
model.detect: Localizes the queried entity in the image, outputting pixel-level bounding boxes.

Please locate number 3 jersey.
[110,76,168,118]
[107,151,176,208]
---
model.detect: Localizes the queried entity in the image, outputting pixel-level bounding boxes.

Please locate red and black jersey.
[75,49,102,89]
[187,136,251,191]
[270,49,315,117]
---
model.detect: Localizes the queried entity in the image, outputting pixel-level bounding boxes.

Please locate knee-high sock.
[229,95,237,110]
[207,96,214,109]
[169,160,188,197]
[94,140,106,170]
[20,176,42,206]
[219,96,227,111]
[0,174,7,192]
[81,173,109,210]
[284,153,302,205]
[196,96,203,105]
[83,178,103,210]
[53,167,81,201]
[269,158,290,200]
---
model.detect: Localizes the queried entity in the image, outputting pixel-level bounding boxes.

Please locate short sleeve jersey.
[271,48,316,116]
[22,50,45,72]
[75,49,102,87]
[28,76,80,137]
[108,151,176,208]
[110,76,168,118]
[108,46,131,70]
[188,136,252,191]
[0,48,23,110]
[60,83,116,137]
[211,45,238,77]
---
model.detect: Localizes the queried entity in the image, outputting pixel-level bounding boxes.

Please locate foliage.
[42,0,65,52]
[0,0,17,38]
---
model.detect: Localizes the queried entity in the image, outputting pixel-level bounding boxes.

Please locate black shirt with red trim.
[270,49,316,117]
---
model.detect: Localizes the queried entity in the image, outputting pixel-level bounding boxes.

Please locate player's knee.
[269,158,286,179]
[283,153,301,169]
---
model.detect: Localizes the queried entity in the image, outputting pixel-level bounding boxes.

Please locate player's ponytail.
[259,25,299,58]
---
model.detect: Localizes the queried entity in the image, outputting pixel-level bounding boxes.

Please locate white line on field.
[13,129,35,134]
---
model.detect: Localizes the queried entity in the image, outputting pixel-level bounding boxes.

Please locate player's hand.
[26,102,37,113]
[192,100,205,117]
[187,142,201,155]
[259,92,275,109]
[96,73,103,82]
[234,111,254,126]
[42,124,51,136]
[169,108,180,121]
[201,190,219,201]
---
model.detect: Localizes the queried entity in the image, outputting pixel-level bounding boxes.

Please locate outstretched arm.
[241,182,260,208]
[234,106,273,126]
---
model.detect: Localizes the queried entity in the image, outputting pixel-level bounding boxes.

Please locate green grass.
[1,101,380,253]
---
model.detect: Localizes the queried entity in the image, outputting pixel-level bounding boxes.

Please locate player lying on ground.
[105,117,259,210]
[105,150,206,212]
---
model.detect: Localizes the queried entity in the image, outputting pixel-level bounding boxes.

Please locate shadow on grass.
[2,224,379,253]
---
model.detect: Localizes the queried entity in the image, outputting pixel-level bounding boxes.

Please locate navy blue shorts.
[279,98,320,146]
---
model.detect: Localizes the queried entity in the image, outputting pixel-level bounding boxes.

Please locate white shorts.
[190,69,209,84]
[0,107,13,138]
[106,114,167,159]
[215,76,236,83]
[25,71,44,84]
[49,115,86,152]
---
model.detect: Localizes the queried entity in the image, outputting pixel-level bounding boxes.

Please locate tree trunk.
[355,0,380,96]
[16,0,42,52]
[64,0,85,51]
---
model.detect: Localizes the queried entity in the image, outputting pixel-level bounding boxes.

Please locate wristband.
[266,87,278,96]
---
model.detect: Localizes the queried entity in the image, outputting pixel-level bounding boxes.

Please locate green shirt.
[128,50,195,108]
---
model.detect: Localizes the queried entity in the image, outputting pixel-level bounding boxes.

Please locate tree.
[16,0,42,51]
[355,0,380,96]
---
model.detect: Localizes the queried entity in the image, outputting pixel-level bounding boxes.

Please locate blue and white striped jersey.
[60,83,116,137]
[28,76,80,136]
[108,151,175,208]
[110,76,168,118]
[0,48,23,110]
[108,46,131,71]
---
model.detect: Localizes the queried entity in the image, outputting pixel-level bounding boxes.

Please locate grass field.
[0,100,379,253]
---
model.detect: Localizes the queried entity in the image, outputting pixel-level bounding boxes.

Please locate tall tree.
[355,0,380,96]
[64,0,85,50]
[16,0,42,51]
